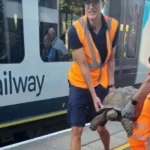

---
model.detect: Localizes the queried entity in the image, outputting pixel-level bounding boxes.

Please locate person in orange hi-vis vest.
[122,57,150,149]
[67,0,119,150]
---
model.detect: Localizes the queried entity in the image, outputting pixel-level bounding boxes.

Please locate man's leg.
[67,84,89,150]
[71,126,83,150]
[95,84,110,150]
[88,102,110,150]
[97,122,110,150]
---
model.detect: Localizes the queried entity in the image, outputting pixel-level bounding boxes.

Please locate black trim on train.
[0,96,68,124]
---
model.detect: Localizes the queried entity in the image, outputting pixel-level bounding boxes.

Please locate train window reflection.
[7,0,21,2]
[127,3,140,58]
[59,0,84,61]
[39,0,84,62]
[0,0,24,64]
[39,0,57,9]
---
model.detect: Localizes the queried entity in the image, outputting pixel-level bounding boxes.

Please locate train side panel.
[135,0,150,83]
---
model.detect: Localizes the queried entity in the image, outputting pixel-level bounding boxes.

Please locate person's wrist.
[91,91,97,101]
[108,84,115,88]
[131,98,138,106]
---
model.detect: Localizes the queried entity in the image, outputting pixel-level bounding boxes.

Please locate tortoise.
[89,86,138,137]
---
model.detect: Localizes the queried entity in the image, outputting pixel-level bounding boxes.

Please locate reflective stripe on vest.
[133,123,148,130]
[78,19,100,68]
[78,17,112,69]
[146,137,150,150]
[131,123,149,141]
[131,134,150,141]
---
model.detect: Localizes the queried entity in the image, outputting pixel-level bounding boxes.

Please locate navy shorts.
[67,84,109,127]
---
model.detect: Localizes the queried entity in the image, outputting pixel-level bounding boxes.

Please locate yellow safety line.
[0,110,67,128]
[113,143,130,150]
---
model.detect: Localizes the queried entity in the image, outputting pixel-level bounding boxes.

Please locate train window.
[126,2,141,58]
[59,0,84,61]
[0,0,24,64]
[109,0,121,59]
[39,0,59,62]
[39,0,57,9]
[39,0,84,62]
[109,0,121,22]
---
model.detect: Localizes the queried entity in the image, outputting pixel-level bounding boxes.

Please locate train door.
[107,0,145,86]
[118,0,145,86]
[121,0,145,67]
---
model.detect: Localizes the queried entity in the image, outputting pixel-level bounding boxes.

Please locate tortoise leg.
[121,117,133,137]
[89,112,107,131]
[107,109,119,121]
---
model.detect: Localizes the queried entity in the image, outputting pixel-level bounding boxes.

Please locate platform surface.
[1,121,131,150]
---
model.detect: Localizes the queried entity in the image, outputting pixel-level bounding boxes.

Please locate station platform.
[1,121,130,150]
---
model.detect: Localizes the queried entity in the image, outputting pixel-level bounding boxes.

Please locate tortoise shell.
[99,86,137,112]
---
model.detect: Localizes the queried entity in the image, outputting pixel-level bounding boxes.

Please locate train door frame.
[120,0,145,68]
[105,0,124,80]
[57,0,60,38]
[115,0,145,85]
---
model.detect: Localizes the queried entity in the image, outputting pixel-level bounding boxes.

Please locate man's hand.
[121,102,136,119]
[109,86,115,93]
[93,96,104,112]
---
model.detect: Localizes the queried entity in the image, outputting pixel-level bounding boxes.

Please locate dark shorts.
[67,83,109,127]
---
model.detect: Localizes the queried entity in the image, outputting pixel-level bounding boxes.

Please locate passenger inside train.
[48,28,69,61]
[41,33,59,62]
[41,28,69,62]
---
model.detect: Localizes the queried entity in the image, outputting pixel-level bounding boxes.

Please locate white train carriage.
[0,0,149,145]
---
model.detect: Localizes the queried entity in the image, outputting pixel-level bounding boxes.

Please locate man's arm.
[72,48,103,111]
[108,45,116,87]
[68,25,97,98]
[133,75,150,109]
[68,25,103,111]
[72,49,97,98]
[121,75,150,119]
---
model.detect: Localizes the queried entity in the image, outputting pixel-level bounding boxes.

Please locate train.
[0,0,150,146]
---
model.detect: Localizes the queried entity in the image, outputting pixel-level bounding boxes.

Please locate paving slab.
[2,121,129,150]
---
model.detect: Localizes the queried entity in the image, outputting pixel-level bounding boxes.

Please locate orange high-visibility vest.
[129,94,150,149]
[68,15,118,89]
